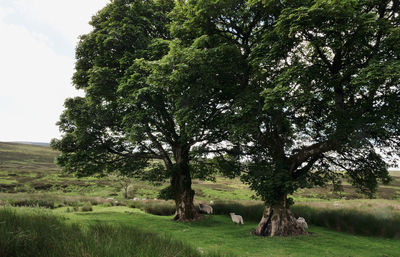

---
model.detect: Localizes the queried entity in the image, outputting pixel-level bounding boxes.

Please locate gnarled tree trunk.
[255,195,307,236]
[171,147,199,221]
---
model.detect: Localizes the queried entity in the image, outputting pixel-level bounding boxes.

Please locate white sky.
[0,0,109,143]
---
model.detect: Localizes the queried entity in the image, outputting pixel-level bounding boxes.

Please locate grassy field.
[1,142,400,256]
[1,206,399,257]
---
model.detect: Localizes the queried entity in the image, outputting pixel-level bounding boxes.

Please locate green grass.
[124,199,400,239]
[49,206,400,256]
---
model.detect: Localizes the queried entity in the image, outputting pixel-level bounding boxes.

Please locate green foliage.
[52,0,244,218]
[9,199,55,209]
[178,0,400,207]
[158,185,174,200]
[51,0,174,178]
[80,202,93,212]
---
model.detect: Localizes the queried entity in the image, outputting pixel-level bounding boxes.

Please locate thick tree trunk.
[171,147,199,222]
[255,195,307,237]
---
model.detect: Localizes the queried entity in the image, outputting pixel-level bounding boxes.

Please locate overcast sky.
[0,0,109,143]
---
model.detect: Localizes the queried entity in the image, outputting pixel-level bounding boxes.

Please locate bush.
[80,203,93,212]
[9,199,55,209]
[102,202,112,207]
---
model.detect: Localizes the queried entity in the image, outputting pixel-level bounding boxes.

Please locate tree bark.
[255,195,307,237]
[171,147,200,221]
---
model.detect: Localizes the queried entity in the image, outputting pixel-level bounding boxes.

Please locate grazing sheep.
[133,197,139,201]
[210,200,214,204]
[296,217,308,229]
[229,213,244,225]
[199,203,213,214]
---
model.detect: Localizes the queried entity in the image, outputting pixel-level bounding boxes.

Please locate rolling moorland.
[0,142,400,256]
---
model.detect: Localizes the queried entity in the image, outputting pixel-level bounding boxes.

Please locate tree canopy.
[170,0,400,236]
[53,0,400,235]
[52,0,243,221]
[242,0,400,236]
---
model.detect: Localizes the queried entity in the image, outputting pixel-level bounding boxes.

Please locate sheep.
[199,203,213,214]
[209,200,214,204]
[229,213,244,225]
[296,217,308,229]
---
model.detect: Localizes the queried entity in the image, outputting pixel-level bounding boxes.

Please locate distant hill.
[9,141,50,147]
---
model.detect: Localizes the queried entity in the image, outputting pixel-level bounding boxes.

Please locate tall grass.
[211,201,400,238]
[0,193,115,208]
[0,208,225,257]
[292,205,400,238]
[128,200,176,216]
[211,201,264,222]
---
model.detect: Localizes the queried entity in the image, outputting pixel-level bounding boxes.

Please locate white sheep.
[199,203,213,214]
[297,217,308,229]
[229,213,244,225]
[209,200,214,204]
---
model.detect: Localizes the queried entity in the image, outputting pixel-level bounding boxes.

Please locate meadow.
[1,142,400,256]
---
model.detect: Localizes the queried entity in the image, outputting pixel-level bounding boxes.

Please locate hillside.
[0,142,399,201]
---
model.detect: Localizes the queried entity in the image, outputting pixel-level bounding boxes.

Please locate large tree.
[51,0,242,221]
[240,0,400,236]
[172,0,400,236]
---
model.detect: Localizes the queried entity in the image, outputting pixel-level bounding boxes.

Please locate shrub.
[9,199,55,209]
[102,202,112,207]
[80,203,93,212]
